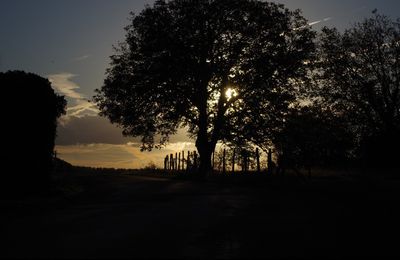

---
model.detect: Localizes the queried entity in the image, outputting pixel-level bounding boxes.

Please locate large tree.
[94,0,315,174]
[318,11,400,168]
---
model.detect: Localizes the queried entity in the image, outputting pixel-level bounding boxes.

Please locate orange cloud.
[55,142,196,169]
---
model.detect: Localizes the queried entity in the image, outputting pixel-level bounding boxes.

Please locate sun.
[225,88,238,101]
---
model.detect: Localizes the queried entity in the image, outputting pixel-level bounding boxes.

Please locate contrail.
[308,17,332,26]
[307,5,367,27]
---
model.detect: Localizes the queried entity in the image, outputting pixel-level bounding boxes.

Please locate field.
[2,169,400,258]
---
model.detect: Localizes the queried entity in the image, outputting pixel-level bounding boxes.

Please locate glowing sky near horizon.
[1,0,399,168]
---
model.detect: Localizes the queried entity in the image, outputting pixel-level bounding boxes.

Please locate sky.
[1,0,400,169]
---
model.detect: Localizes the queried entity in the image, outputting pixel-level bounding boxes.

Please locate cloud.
[48,72,99,123]
[55,141,196,169]
[127,142,141,147]
[55,116,196,169]
[56,115,193,147]
[48,73,82,99]
[73,54,90,62]
[56,143,139,169]
[164,142,196,153]
[66,101,99,118]
[56,115,132,145]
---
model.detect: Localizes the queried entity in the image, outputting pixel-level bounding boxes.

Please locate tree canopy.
[94,0,315,173]
[317,12,400,168]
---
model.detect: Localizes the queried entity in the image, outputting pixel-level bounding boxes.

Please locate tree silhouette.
[94,0,315,175]
[0,71,66,193]
[274,105,354,172]
[318,12,400,168]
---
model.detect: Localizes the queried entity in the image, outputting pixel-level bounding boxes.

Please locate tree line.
[94,1,400,176]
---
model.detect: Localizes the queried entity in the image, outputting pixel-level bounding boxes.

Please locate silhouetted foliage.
[274,106,354,172]
[0,71,66,194]
[94,0,315,175]
[317,12,400,169]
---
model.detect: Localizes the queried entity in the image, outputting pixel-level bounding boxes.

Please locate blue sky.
[1,0,400,168]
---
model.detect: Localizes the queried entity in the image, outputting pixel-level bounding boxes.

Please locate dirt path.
[2,175,400,258]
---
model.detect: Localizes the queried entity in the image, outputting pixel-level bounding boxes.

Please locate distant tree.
[274,105,354,173]
[0,71,66,192]
[318,12,400,168]
[94,0,315,175]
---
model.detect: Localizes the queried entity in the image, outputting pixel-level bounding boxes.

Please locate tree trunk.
[196,140,214,177]
[195,74,225,177]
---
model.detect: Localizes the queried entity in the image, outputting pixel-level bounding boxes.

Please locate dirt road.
[2,174,400,258]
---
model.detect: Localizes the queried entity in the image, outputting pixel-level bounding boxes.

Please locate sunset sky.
[1,0,400,168]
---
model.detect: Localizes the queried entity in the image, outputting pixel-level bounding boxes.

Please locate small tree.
[94,0,315,175]
[0,71,66,192]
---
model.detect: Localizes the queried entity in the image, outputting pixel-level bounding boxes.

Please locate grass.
[4,162,395,203]
[3,164,400,258]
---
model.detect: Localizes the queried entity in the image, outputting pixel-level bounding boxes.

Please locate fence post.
[193,151,198,170]
[256,148,260,173]
[232,149,235,173]
[174,152,177,171]
[267,149,272,174]
[178,152,181,171]
[187,151,191,171]
[182,150,185,171]
[170,153,174,171]
[223,148,226,174]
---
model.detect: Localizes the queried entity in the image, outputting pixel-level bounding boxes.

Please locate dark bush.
[0,71,66,195]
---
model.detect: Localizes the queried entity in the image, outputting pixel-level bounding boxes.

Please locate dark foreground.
[2,173,400,258]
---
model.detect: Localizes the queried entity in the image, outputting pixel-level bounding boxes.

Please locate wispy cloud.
[48,73,82,99]
[48,73,99,123]
[72,54,90,62]
[66,101,99,118]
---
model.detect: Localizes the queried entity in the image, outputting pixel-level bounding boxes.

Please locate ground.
[2,173,400,258]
